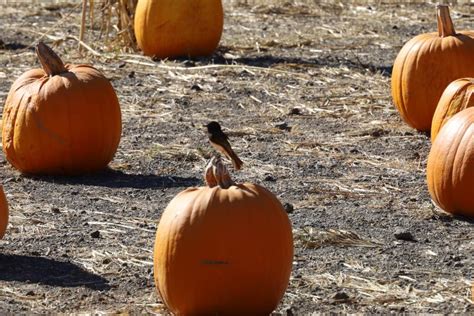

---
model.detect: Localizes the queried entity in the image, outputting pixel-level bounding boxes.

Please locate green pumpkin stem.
[204,157,234,189]
[437,4,456,37]
[36,42,68,76]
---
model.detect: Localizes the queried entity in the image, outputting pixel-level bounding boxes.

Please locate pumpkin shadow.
[0,253,110,290]
[452,214,474,225]
[28,168,201,189]
[165,47,392,77]
[215,54,393,77]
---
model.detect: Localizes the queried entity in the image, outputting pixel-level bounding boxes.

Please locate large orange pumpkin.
[154,157,293,315]
[391,5,474,131]
[2,42,122,175]
[431,78,474,141]
[427,107,474,218]
[134,0,224,58]
[0,186,8,239]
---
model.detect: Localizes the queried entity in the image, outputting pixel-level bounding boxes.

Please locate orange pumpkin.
[134,0,224,58]
[391,5,474,131]
[2,42,122,175]
[427,107,474,218]
[154,157,293,315]
[431,78,474,141]
[0,185,8,239]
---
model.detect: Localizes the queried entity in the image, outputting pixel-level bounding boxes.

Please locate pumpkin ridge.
[453,123,474,210]
[392,37,420,125]
[444,124,464,210]
[0,186,9,239]
[403,37,435,128]
[2,100,18,169]
[18,95,34,171]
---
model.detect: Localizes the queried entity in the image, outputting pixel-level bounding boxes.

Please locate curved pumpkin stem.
[437,4,456,37]
[204,157,234,189]
[36,42,68,76]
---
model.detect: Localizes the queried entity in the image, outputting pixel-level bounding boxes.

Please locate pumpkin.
[427,107,474,218]
[134,0,224,58]
[0,186,8,239]
[2,42,122,175]
[154,157,293,315]
[391,4,474,131]
[431,78,474,141]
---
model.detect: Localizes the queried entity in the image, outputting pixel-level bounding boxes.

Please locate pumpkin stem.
[437,4,456,37]
[204,157,234,189]
[36,42,68,76]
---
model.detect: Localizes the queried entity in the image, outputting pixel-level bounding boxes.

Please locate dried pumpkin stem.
[36,42,68,76]
[437,4,456,37]
[204,157,234,189]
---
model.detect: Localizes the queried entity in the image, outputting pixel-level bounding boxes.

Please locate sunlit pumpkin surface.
[0,186,9,239]
[427,107,474,218]
[431,78,474,141]
[134,0,224,58]
[391,6,474,131]
[2,44,122,175]
[154,182,293,315]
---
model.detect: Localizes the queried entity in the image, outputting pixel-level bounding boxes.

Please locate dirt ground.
[0,1,473,314]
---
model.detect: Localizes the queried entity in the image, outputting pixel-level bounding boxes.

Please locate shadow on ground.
[26,169,201,189]
[167,47,393,77]
[216,54,393,77]
[0,254,110,290]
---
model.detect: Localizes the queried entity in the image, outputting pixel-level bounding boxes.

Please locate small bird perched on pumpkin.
[205,121,243,170]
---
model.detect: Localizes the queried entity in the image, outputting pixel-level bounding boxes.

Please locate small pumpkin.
[134,0,224,58]
[154,157,293,315]
[431,78,474,141]
[427,107,474,218]
[2,42,122,175]
[0,185,9,239]
[391,5,474,131]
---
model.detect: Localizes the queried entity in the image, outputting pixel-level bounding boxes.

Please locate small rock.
[275,122,292,132]
[451,255,462,262]
[333,291,350,301]
[184,60,195,67]
[370,129,383,137]
[51,207,60,214]
[128,71,135,79]
[191,84,203,91]
[394,230,416,242]
[283,202,294,214]
[90,230,101,239]
[288,108,301,115]
[264,175,276,182]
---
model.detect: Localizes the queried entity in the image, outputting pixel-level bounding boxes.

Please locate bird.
[205,121,243,170]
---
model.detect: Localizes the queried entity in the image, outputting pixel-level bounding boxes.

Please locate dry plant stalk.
[80,0,138,52]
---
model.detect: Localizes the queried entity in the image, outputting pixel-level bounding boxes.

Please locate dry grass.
[0,0,473,314]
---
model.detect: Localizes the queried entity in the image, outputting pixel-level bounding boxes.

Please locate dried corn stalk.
[80,0,138,52]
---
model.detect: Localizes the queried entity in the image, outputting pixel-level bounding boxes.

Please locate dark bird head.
[205,121,223,134]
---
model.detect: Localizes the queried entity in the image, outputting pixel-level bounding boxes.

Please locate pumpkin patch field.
[0,1,472,314]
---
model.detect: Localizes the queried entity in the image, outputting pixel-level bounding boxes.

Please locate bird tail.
[229,151,243,170]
